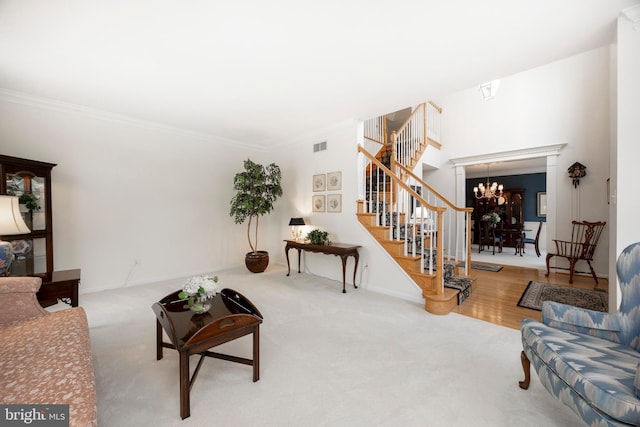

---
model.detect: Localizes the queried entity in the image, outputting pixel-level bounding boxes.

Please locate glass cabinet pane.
[510,193,523,225]
[6,172,47,232]
[6,238,47,276]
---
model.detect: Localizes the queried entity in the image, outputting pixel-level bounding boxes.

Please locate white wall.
[615,12,640,289]
[0,95,263,292]
[433,46,612,277]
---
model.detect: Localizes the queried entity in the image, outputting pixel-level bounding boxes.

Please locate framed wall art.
[313,174,326,192]
[326,171,342,191]
[537,192,547,217]
[327,194,342,213]
[312,195,325,212]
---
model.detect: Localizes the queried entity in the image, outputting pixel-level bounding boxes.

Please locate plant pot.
[245,251,269,273]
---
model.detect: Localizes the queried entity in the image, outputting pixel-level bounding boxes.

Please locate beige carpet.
[63,264,580,426]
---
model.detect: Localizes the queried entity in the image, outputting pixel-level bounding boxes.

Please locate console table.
[284,240,361,293]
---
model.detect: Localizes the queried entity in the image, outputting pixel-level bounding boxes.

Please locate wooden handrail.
[396,102,426,136]
[396,162,473,214]
[428,101,442,114]
[358,146,445,213]
[364,136,385,145]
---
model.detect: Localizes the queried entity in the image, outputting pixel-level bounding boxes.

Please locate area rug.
[461,263,503,272]
[517,281,608,312]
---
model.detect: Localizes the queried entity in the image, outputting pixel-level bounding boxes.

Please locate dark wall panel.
[466,172,546,222]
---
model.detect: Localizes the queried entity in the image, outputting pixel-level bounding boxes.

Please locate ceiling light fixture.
[473,166,504,203]
[479,80,500,100]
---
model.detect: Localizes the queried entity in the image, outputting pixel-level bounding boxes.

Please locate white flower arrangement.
[482,212,501,225]
[179,275,219,309]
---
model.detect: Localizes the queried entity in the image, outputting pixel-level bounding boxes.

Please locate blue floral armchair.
[519,242,640,426]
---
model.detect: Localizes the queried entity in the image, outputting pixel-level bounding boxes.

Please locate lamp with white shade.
[0,195,31,276]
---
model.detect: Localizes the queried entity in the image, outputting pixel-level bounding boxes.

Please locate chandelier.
[473,166,504,201]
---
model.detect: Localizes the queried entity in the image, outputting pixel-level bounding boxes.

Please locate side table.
[37,269,81,308]
[152,288,263,419]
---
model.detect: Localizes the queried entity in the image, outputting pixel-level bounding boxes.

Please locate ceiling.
[1,0,638,148]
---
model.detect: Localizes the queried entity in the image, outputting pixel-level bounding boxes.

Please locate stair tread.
[409,271,436,278]
[422,287,458,300]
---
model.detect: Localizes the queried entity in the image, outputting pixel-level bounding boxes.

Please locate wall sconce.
[567,162,587,188]
[288,217,305,241]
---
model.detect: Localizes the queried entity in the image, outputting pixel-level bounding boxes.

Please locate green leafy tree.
[230,159,283,254]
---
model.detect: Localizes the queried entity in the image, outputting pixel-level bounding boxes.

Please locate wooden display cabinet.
[474,188,525,248]
[0,155,56,277]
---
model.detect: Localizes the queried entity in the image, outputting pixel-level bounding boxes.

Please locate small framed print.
[537,192,547,217]
[327,171,342,191]
[312,195,325,212]
[327,194,342,213]
[313,174,326,192]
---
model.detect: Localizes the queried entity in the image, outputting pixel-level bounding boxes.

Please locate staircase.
[358,102,474,315]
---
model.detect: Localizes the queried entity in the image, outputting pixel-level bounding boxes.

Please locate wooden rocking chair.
[545,220,606,285]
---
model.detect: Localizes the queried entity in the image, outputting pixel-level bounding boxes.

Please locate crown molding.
[621,4,640,31]
[449,143,567,167]
[0,88,265,151]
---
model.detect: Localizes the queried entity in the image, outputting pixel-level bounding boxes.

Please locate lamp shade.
[411,206,430,220]
[288,217,305,226]
[0,196,31,235]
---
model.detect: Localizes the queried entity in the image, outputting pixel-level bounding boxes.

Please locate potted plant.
[18,193,39,211]
[306,229,329,245]
[230,159,283,273]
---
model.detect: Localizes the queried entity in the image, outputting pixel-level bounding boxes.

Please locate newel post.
[436,209,444,296]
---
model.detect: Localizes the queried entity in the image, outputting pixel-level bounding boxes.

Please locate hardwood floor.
[452,263,609,330]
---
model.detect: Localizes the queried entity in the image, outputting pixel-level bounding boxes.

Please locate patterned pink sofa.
[0,276,97,427]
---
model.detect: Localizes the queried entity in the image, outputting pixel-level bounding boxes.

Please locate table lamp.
[288,217,305,241]
[0,195,31,276]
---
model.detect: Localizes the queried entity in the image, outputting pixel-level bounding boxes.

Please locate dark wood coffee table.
[152,288,263,419]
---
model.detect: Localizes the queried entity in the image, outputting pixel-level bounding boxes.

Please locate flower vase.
[189,294,212,314]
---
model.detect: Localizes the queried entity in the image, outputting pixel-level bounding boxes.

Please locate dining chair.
[480,221,503,255]
[523,221,542,257]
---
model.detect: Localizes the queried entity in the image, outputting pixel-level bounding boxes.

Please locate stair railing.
[426,101,442,145]
[391,102,442,171]
[364,115,386,145]
[395,162,473,276]
[358,145,446,295]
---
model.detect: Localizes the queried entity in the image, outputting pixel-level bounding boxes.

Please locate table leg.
[352,252,359,290]
[71,283,79,307]
[285,245,291,276]
[156,320,163,360]
[297,249,301,273]
[253,325,260,382]
[340,255,348,293]
[180,352,190,419]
